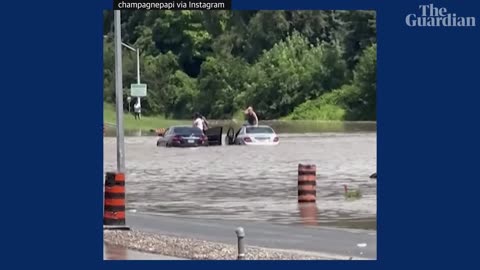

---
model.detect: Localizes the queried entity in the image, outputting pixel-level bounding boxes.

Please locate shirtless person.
[244,106,258,126]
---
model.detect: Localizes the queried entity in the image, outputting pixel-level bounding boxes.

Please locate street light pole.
[136,49,140,84]
[104,38,140,85]
[136,47,141,111]
[120,42,142,115]
[114,10,125,173]
[119,42,140,84]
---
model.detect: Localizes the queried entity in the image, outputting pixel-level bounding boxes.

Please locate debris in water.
[343,185,362,199]
[357,243,367,248]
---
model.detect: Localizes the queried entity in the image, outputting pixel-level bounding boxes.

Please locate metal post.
[136,49,141,118]
[235,227,245,260]
[136,49,140,84]
[114,10,125,173]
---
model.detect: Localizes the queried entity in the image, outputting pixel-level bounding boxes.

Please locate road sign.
[130,83,147,97]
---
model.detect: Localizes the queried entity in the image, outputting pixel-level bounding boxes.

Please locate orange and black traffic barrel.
[103,172,128,229]
[298,164,317,203]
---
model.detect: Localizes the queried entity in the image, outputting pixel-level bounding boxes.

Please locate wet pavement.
[104,243,187,260]
[115,212,376,259]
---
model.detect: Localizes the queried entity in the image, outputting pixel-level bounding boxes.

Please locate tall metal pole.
[136,49,140,84]
[136,49,141,112]
[114,10,125,173]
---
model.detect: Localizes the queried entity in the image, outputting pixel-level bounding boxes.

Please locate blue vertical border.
[1,0,479,270]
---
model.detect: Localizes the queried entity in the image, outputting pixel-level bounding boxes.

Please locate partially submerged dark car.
[156,126,223,147]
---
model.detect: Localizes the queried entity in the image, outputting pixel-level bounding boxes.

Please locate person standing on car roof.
[244,106,258,126]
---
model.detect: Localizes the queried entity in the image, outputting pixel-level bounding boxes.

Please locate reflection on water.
[103,123,377,230]
[298,203,319,226]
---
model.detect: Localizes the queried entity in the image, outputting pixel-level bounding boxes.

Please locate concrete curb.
[104,230,371,260]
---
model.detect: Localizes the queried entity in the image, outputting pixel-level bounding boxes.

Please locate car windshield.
[173,127,203,135]
[246,127,274,134]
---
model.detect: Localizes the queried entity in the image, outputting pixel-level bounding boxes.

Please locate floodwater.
[103,121,377,230]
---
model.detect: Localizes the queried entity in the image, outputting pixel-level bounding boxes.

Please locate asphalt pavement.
[123,212,376,259]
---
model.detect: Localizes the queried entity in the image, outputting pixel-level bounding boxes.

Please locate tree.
[243,32,348,119]
[164,70,198,118]
[197,56,249,118]
[337,11,377,68]
[350,43,377,120]
[103,10,377,120]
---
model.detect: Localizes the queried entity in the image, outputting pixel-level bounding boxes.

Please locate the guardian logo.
[406,4,476,27]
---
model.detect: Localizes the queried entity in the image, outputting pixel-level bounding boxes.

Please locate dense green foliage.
[287,44,377,120]
[104,10,376,120]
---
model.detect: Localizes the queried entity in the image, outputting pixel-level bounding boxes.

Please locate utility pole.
[113,10,125,172]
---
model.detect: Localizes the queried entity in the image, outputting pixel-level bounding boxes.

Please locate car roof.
[244,124,272,128]
[244,125,273,129]
[167,126,202,132]
[243,125,276,133]
[168,125,193,129]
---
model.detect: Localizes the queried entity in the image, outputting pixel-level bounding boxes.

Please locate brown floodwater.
[103,122,377,230]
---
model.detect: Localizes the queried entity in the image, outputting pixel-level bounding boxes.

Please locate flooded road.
[103,122,377,230]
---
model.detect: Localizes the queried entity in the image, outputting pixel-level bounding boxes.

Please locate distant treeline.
[103,10,376,120]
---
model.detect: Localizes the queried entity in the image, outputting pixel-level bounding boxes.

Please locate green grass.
[283,103,347,121]
[104,102,190,130]
[285,84,360,121]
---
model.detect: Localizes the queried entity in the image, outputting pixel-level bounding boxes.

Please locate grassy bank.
[104,101,374,132]
[104,103,190,130]
[284,85,367,121]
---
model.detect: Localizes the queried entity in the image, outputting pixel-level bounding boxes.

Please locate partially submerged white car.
[226,125,280,146]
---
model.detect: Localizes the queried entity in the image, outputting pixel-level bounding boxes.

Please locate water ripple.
[104,133,377,230]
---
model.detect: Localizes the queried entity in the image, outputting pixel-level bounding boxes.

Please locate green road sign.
[130,83,147,97]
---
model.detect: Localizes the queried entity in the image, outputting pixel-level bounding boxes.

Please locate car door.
[157,128,169,146]
[235,127,245,144]
[205,126,223,146]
